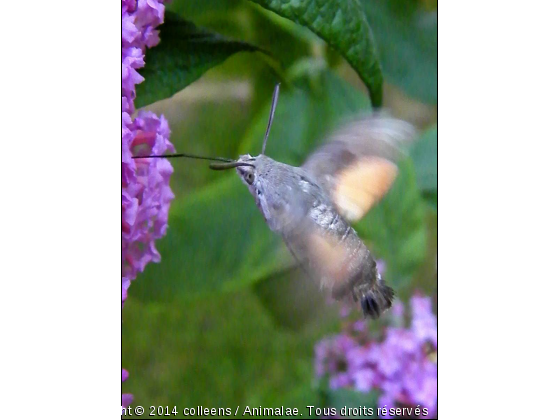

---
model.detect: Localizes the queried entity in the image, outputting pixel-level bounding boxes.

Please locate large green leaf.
[355,156,427,290]
[361,0,437,104]
[168,0,243,19]
[249,0,383,107]
[410,124,437,208]
[136,11,263,108]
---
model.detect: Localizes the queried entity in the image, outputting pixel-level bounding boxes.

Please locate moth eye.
[245,172,255,185]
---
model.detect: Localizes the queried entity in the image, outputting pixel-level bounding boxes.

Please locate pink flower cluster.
[315,294,437,418]
[122,0,173,408]
[122,114,174,280]
[122,0,174,281]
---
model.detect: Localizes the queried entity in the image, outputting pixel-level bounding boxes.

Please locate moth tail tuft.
[360,280,394,319]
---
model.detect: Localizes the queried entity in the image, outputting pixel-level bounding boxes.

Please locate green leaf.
[249,0,383,107]
[422,190,437,210]
[136,11,263,108]
[355,156,427,290]
[361,0,437,104]
[168,0,243,19]
[410,124,437,207]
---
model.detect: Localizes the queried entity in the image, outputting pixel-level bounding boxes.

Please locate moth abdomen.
[335,234,394,319]
[355,246,394,319]
[356,275,394,319]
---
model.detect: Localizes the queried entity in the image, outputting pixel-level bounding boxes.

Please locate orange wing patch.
[306,231,352,291]
[333,157,398,222]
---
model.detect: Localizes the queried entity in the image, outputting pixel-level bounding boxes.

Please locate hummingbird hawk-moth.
[134,84,417,319]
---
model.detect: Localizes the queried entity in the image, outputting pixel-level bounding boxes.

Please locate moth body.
[235,154,394,318]
[139,83,416,320]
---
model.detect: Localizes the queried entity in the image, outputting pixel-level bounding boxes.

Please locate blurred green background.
[123,0,437,417]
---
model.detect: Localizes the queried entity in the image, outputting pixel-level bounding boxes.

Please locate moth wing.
[282,229,351,290]
[279,209,361,300]
[302,114,417,222]
[271,168,393,317]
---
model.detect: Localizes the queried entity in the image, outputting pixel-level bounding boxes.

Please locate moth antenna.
[132,153,233,163]
[261,83,280,155]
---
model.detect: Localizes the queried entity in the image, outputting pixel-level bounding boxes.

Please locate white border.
[0,1,121,417]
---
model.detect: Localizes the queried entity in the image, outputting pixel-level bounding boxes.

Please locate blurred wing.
[302,114,417,222]
[277,196,369,301]
[281,222,356,298]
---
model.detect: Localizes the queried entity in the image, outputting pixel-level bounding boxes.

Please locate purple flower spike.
[122,369,133,407]
[411,295,437,346]
[122,0,175,281]
[122,393,134,408]
[122,278,131,308]
[315,293,437,418]
[122,0,173,407]
[122,114,175,280]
